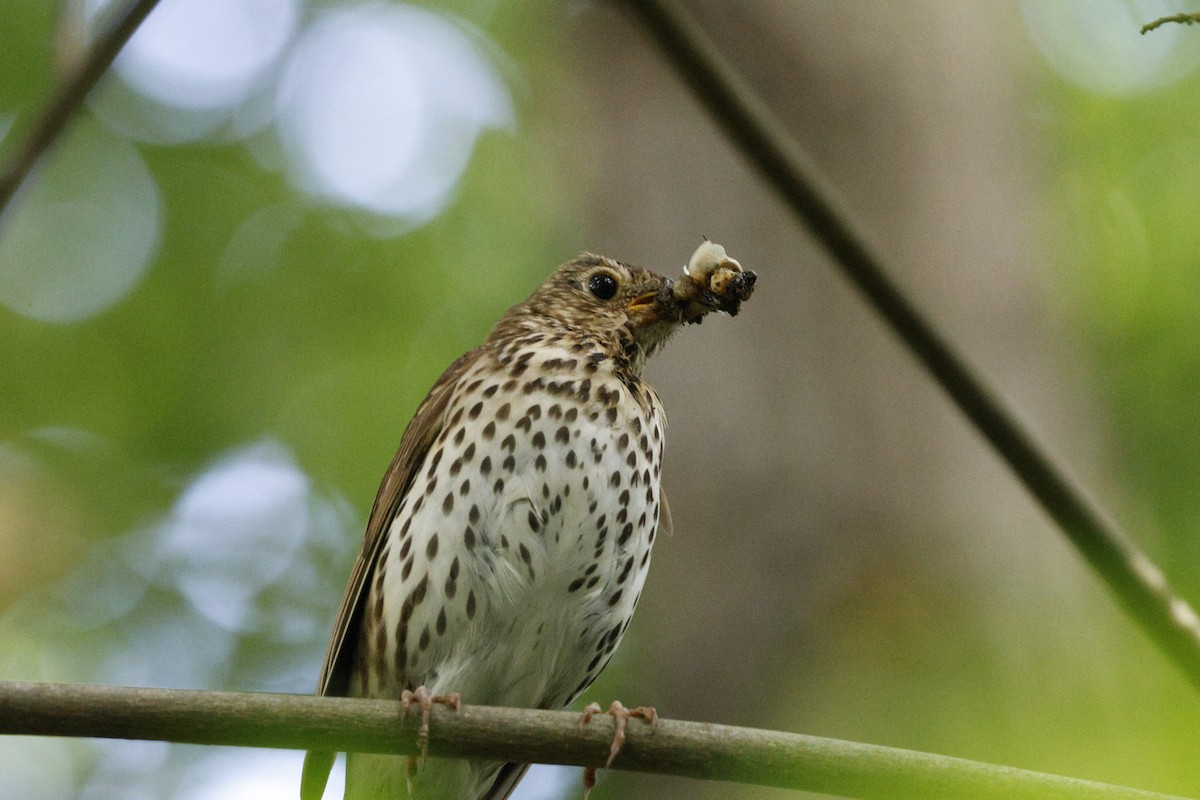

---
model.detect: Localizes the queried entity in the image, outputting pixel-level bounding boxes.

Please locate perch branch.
[0,681,1187,800]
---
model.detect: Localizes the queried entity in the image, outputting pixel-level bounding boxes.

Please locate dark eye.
[588,272,618,301]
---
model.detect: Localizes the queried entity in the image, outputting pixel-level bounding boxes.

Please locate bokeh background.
[3,0,1200,797]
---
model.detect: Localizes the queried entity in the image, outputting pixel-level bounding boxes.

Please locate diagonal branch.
[0,681,1187,800]
[0,0,161,218]
[616,0,1200,691]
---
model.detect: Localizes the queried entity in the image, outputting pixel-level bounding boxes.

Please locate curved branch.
[616,0,1200,691]
[0,681,1186,800]
[1142,14,1200,34]
[0,0,161,218]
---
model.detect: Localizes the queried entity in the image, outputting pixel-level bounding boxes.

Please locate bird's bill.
[626,289,666,327]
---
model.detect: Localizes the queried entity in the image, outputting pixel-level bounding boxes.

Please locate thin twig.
[0,681,1186,800]
[0,0,161,218]
[1142,13,1200,34]
[617,0,1200,690]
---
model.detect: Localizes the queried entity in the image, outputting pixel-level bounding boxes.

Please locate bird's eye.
[588,271,619,301]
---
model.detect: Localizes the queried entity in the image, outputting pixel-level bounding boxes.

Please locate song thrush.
[301,243,755,800]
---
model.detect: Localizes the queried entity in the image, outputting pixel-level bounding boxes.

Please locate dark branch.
[616,0,1200,691]
[0,681,1187,800]
[0,0,161,218]
[1142,13,1200,34]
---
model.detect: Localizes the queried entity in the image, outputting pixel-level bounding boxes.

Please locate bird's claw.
[401,686,462,763]
[578,700,657,798]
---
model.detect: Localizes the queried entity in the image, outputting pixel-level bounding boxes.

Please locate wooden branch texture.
[0,681,1188,800]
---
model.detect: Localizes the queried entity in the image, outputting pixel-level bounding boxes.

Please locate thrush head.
[488,254,683,375]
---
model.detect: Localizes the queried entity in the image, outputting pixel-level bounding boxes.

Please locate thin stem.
[1142,14,1200,34]
[0,0,161,217]
[0,681,1186,800]
[617,0,1200,690]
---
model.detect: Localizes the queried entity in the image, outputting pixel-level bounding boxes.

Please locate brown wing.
[300,349,477,800]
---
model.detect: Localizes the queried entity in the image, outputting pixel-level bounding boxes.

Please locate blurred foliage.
[1045,76,1200,595]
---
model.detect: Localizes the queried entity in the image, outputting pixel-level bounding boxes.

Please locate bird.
[301,244,755,800]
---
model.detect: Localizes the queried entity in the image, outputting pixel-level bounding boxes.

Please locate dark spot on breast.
[609,471,621,488]
[480,456,492,477]
[528,509,540,531]
[555,426,570,444]
[606,407,618,424]
[618,522,635,545]
[426,533,439,559]
[618,556,634,584]
[464,526,476,551]
[468,401,483,420]
[401,554,414,581]
[568,577,585,592]
[516,416,532,432]
[419,627,431,652]
[619,489,630,506]
[535,454,547,471]
[566,450,577,468]
[532,431,545,449]
[617,433,629,451]
[453,427,466,446]
[469,504,480,524]
[442,493,455,515]
[449,459,462,478]
[502,434,516,452]
[494,478,505,494]
[503,455,516,472]
[626,451,637,468]
[436,608,447,635]
[483,384,499,398]
[463,442,476,462]
[467,590,477,619]
[460,479,471,496]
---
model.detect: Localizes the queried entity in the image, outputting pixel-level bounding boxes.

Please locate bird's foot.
[578,700,657,798]
[401,686,462,763]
